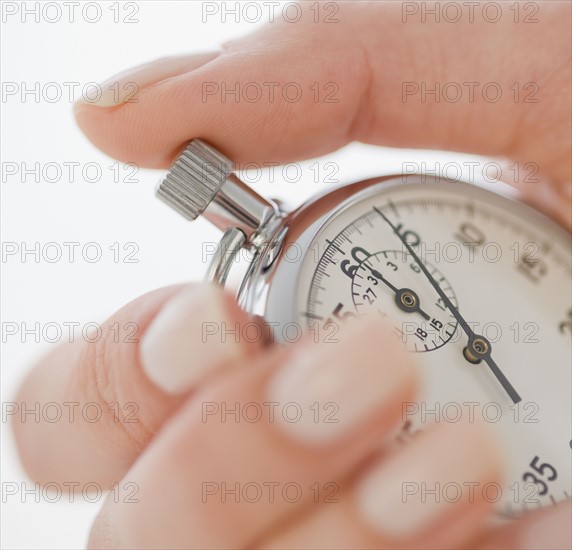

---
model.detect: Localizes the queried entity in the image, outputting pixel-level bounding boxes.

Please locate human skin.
[12,2,571,548]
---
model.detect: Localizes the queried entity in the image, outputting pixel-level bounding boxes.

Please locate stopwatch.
[157,139,571,517]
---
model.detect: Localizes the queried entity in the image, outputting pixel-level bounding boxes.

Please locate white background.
[1,1,494,548]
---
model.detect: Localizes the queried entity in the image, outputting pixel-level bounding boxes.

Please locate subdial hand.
[375,207,522,404]
[361,261,432,321]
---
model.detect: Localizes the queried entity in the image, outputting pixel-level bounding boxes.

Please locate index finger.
[74,2,571,190]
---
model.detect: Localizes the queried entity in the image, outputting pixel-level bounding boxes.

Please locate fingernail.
[75,51,220,108]
[140,284,243,394]
[357,421,503,539]
[267,319,414,445]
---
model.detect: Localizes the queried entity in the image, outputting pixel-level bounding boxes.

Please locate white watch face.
[294,177,572,516]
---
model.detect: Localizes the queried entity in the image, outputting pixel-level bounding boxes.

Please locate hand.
[14,2,571,548]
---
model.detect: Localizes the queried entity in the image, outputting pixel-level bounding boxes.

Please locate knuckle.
[80,328,153,454]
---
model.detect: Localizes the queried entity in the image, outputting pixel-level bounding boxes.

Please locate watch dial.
[295,178,572,516]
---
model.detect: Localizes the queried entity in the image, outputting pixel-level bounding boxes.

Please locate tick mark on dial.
[303,312,323,321]
[387,200,399,218]
[325,239,346,255]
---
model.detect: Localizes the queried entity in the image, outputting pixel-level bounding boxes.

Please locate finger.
[260,422,504,550]
[88,318,418,549]
[74,2,571,187]
[12,284,263,485]
[478,500,572,550]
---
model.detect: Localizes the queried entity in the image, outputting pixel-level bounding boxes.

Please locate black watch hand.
[375,207,522,405]
[361,261,431,321]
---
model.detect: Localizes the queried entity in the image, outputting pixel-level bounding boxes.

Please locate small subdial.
[351,249,459,352]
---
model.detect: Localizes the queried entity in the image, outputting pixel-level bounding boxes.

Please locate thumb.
[74,1,571,189]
